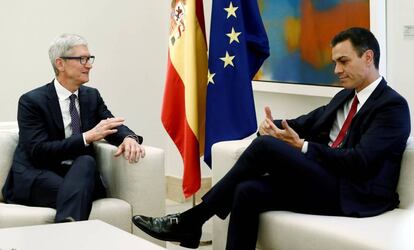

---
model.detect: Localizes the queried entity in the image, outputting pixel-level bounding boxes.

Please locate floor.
[165,199,213,250]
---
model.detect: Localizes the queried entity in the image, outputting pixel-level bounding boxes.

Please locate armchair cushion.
[0,203,55,227]
[0,198,130,231]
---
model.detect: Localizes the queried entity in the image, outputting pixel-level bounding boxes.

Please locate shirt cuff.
[301,141,308,154]
[82,133,89,146]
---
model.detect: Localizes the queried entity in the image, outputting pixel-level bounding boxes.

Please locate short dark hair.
[331,27,380,69]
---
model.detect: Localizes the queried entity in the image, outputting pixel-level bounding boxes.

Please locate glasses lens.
[80,56,95,65]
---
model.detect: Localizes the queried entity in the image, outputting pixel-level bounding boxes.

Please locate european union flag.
[204,0,270,166]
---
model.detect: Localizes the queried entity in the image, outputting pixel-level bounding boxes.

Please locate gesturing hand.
[259,106,274,136]
[84,117,125,144]
[259,107,304,150]
[276,120,304,150]
[114,137,146,164]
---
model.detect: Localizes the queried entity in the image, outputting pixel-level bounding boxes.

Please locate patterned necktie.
[69,94,81,135]
[331,95,359,148]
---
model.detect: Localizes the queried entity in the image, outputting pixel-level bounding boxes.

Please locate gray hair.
[49,34,88,75]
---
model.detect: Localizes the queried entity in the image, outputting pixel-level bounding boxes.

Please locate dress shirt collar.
[354,76,382,108]
[54,78,79,100]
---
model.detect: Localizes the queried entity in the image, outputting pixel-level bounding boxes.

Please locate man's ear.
[364,49,374,67]
[55,58,65,72]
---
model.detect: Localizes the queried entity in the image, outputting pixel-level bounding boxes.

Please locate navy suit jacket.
[274,79,411,217]
[2,81,143,204]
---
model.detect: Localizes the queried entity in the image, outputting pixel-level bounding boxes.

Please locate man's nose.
[334,64,343,75]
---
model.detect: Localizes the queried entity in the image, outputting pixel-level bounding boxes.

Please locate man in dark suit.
[2,34,145,223]
[132,27,411,249]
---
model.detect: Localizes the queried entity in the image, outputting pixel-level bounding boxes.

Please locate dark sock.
[180,202,214,227]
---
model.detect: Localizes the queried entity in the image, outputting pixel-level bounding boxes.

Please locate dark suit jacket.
[2,81,143,205]
[274,79,411,217]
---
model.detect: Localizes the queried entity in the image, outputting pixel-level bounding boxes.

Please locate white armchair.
[212,137,414,250]
[0,122,166,246]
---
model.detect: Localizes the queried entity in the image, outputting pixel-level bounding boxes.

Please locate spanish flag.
[161,0,208,197]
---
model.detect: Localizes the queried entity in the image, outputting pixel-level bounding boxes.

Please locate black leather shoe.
[132,213,201,248]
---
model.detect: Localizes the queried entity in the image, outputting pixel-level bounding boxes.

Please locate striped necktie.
[69,94,81,135]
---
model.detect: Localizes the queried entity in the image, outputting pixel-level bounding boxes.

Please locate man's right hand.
[84,117,125,144]
[259,106,274,136]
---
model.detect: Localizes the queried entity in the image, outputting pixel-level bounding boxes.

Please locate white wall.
[387,0,414,132]
[1,1,413,181]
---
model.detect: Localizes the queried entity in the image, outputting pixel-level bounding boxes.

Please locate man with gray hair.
[2,34,145,222]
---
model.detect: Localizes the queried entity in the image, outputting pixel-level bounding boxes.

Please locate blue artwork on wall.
[256,0,370,86]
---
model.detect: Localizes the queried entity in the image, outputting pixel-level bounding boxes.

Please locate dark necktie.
[69,94,81,135]
[331,95,359,148]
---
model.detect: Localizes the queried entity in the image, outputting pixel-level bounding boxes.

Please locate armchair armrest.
[397,137,414,209]
[211,139,253,185]
[93,141,166,234]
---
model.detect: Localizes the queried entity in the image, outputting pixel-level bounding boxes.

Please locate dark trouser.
[29,155,106,222]
[201,136,342,250]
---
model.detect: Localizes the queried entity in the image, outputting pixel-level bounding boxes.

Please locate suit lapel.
[341,79,387,147]
[329,90,355,116]
[314,88,354,129]
[48,82,93,135]
[353,78,387,121]
[78,86,90,132]
[46,82,65,135]
[304,88,353,144]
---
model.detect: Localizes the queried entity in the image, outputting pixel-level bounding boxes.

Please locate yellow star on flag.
[226,27,241,44]
[224,2,238,19]
[208,69,216,84]
[220,51,235,68]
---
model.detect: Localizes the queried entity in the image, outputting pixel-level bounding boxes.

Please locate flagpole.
[192,193,196,207]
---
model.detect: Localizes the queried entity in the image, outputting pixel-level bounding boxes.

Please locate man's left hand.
[114,137,146,164]
[266,118,304,150]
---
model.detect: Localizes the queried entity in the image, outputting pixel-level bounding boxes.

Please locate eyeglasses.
[60,56,95,65]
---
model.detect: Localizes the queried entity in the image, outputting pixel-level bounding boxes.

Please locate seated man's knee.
[73,155,97,178]
[250,135,285,154]
[75,154,95,163]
